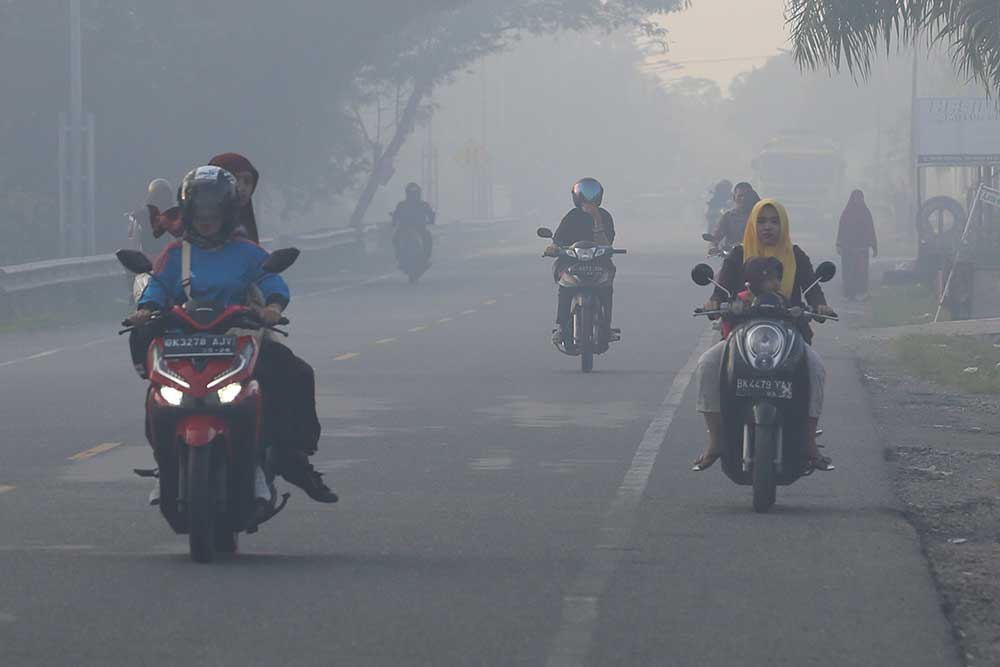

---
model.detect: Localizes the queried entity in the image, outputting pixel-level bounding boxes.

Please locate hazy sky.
[653,0,789,91]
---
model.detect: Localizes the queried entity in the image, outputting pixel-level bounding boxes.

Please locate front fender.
[176,415,227,448]
[751,401,780,425]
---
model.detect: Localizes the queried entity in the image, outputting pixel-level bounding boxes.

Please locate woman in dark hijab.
[208,152,261,243]
[836,189,878,300]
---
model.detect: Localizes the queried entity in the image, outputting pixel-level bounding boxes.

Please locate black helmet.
[178,166,240,240]
[405,182,422,200]
[572,178,604,208]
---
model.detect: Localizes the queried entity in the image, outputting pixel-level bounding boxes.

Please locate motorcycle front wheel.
[578,305,594,373]
[752,423,778,513]
[187,445,218,563]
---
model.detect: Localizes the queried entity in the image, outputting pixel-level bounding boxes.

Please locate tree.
[786,0,1000,95]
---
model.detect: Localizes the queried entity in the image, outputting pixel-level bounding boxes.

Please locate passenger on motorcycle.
[546,178,616,347]
[392,182,435,262]
[692,199,835,472]
[208,152,261,243]
[127,166,338,503]
[708,182,760,250]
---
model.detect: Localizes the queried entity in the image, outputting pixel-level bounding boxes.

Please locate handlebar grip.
[278,317,290,325]
[613,249,628,255]
[693,308,705,314]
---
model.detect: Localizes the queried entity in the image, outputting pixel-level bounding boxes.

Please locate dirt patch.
[860,342,1000,666]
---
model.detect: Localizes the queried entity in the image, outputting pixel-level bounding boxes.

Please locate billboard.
[915,98,1000,166]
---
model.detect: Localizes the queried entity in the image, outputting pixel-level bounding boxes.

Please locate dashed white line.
[545,327,715,667]
[334,352,360,361]
[374,337,397,345]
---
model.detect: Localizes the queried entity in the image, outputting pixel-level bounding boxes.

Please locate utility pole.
[59,0,95,257]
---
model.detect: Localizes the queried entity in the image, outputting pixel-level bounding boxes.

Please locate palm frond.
[786,0,998,94]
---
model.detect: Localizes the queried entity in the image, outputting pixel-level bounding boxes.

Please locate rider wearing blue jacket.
[129,166,337,503]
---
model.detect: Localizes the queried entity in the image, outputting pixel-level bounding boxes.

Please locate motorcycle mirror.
[262,248,300,274]
[116,249,154,275]
[536,227,554,239]
[701,233,715,242]
[815,261,836,283]
[691,263,715,286]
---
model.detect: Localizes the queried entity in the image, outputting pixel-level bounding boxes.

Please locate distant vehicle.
[537,226,626,373]
[753,133,845,229]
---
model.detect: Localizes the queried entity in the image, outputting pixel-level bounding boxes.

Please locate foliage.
[786,0,1000,96]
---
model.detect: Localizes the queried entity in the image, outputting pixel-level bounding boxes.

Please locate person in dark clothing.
[208,153,261,243]
[705,179,732,234]
[206,152,330,500]
[128,165,337,504]
[692,199,836,473]
[836,189,878,300]
[545,177,616,346]
[709,182,760,249]
[392,182,435,262]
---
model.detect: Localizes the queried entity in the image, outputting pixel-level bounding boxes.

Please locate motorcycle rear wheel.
[752,424,778,513]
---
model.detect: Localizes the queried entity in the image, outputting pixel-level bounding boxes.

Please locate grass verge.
[895,334,1000,393]
[868,284,941,328]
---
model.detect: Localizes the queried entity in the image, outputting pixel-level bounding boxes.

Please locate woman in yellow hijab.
[693,198,837,472]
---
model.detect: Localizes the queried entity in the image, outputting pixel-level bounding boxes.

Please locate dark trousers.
[393,225,433,260]
[557,286,614,329]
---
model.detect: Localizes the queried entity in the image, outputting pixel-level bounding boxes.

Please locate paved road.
[0,228,959,666]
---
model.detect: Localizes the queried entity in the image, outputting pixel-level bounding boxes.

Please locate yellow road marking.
[408,326,428,332]
[437,317,453,323]
[68,442,122,461]
[334,353,360,361]
[0,485,15,494]
[374,338,397,345]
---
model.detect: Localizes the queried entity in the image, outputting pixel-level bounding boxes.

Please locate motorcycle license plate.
[735,377,793,400]
[162,334,237,358]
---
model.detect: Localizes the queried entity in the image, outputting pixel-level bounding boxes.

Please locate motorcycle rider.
[129,179,181,260]
[545,178,616,347]
[127,166,338,503]
[392,182,435,263]
[705,179,732,234]
[692,199,836,472]
[708,182,760,250]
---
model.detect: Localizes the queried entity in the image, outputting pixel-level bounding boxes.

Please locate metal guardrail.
[0,217,509,303]
[0,253,124,294]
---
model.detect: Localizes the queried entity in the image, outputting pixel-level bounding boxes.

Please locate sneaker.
[148,482,160,506]
[277,451,339,504]
[551,328,564,346]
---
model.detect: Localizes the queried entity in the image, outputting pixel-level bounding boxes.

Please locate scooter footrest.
[134,467,159,479]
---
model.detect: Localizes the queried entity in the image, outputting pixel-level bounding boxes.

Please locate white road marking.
[408,326,428,332]
[0,336,115,369]
[437,317,453,324]
[461,309,478,315]
[545,327,715,667]
[374,337,397,345]
[469,455,513,472]
[0,485,15,494]
[333,352,360,361]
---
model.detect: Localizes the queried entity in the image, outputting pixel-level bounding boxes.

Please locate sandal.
[692,452,722,472]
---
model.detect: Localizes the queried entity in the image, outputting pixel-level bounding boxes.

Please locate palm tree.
[786,0,1000,94]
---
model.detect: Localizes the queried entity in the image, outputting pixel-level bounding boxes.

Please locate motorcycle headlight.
[159,385,185,407]
[575,248,595,261]
[217,382,243,404]
[745,323,785,369]
[563,248,578,259]
[207,340,256,390]
[594,247,607,258]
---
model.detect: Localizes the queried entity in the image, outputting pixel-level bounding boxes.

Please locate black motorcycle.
[538,227,626,373]
[691,260,837,512]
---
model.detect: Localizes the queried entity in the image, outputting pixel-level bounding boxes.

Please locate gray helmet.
[145,178,175,212]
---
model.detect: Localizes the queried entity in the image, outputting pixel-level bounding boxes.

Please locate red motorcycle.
[117,248,299,563]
